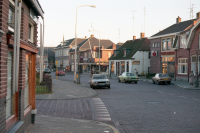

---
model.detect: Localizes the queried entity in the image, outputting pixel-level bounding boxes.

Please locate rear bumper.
[93,84,110,87]
[126,79,139,82]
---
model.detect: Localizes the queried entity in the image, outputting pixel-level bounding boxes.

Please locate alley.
[51,73,200,133]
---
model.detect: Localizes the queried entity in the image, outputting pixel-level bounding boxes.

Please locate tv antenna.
[132,10,136,36]
[144,7,147,33]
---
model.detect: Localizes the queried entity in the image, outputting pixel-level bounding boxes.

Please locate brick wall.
[0,98,6,133]
[150,38,161,73]
[16,111,31,133]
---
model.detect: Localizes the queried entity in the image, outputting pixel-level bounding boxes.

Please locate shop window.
[162,63,167,73]
[162,39,166,51]
[178,58,187,74]
[24,54,30,109]
[180,35,187,48]
[6,51,16,119]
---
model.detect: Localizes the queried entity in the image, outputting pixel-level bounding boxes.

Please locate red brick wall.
[150,38,161,73]
[0,0,9,99]
[19,50,26,90]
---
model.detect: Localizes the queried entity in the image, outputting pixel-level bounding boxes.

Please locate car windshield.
[126,73,135,76]
[159,74,169,77]
[93,75,107,79]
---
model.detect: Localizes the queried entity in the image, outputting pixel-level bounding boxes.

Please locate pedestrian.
[189,71,195,86]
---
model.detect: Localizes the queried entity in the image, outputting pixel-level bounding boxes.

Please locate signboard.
[132,61,140,65]
[161,52,175,55]
[151,51,157,56]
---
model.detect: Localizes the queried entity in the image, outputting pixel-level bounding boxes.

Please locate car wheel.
[90,84,92,88]
[118,78,121,82]
[168,81,171,84]
[152,80,155,84]
[124,79,126,83]
[157,80,160,85]
[108,86,110,89]
[135,82,137,84]
[92,85,95,89]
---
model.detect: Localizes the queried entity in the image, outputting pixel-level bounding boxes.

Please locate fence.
[36,73,52,94]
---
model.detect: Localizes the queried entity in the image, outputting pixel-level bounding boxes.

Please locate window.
[154,43,157,47]
[152,43,154,47]
[167,38,171,50]
[28,23,34,43]
[108,52,111,58]
[95,52,99,58]
[162,39,166,51]
[84,52,87,58]
[180,35,186,48]
[24,54,30,109]
[123,50,126,57]
[191,56,196,75]
[8,6,14,28]
[178,58,187,74]
[162,57,174,62]
[71,54,74,59]
[88,52,91,58]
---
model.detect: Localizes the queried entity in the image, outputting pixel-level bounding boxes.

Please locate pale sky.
[38,0,200,47]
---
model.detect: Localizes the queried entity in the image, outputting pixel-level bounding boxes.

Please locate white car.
[89,74,110,89]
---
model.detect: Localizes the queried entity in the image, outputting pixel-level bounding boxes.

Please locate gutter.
[29,0,44,18]
[149,32,180,39]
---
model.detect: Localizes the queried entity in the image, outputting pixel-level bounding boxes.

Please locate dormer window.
[123,49,131,57]
[123,50,126,57]
[114,50,120,57]
[180,34,186,48]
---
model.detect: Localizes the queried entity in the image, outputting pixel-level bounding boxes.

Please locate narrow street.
[50,73,200,133]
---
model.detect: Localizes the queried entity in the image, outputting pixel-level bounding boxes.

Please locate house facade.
[69,35,115,73]
[0,0,44,132]
[149,14,200,78]
[109,34,151,76]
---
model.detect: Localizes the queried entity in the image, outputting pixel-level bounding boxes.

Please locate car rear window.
[93,75,107,79]
[126,73,135,76]
[159,74,169,77]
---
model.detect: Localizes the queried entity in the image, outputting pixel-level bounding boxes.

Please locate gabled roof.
[79,37,114,51]
[109,38,149,60]
[55,38,87,49]
[151,19,196,38]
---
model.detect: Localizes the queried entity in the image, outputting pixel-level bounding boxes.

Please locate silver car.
[89,74,110,89]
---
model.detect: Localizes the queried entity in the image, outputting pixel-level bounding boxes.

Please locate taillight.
[160,79,163,80]
[136,78,139,79]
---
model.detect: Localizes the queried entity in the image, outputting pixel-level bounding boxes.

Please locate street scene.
[1,0,200,133]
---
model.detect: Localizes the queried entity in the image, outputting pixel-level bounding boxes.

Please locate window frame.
[152,43,154,48]
[178,58,188,74]
[28,22,34,43]
[180,34,187,48]
[162,39,166,51]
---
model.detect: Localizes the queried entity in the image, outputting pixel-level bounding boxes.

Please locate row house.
[109,33,151,76]
[149,12,200,81]
[0,0,44,132]
[69,35,116,73]
[54,37,87,72]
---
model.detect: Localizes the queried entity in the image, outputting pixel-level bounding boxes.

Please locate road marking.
[192,98,200,101]
[179,96,187,98]
[92,98,111,121]
[158,91,164,93]
[169,93,175,96]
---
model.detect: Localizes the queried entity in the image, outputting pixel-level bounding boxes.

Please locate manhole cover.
[147,101,159,104]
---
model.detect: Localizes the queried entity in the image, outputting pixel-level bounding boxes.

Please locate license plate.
[99,83,105,85]
[164,79,168,80]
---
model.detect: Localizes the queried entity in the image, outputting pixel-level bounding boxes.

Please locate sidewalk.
[36,78,98,100]
[26,115,119,133]
[139,77,200,90]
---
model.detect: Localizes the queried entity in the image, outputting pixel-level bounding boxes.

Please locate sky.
[38,0,200,47]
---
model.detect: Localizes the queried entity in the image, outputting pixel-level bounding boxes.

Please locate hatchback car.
[89,74,110,89]
[55,70,65,76]
[118,72,139,84]
[43,68,51,73]
[152,73,171,85]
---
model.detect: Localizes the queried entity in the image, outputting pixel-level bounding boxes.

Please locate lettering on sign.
[132,61,140,65]
[161,52,175,55]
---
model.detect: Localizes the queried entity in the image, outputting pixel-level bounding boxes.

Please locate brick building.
[149,14,199,78]
[69,35,116,73]
[0,0,44,132]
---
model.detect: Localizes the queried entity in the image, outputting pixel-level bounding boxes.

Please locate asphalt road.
[51,72,200,133]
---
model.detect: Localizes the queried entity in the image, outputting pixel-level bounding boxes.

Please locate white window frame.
[178,58,188,74]
[28,22,34,43]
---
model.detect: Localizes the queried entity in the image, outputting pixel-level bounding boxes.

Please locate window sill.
[6,115,18,131]
[8,26,14,33]
[24,105,32,116]
[28,39,33,43]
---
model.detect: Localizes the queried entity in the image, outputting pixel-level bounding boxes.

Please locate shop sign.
[151,51,157,56]
[161,52,175,55]
[132,61,140,65]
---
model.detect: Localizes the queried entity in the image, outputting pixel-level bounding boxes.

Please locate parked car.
[89,74,110,89]
[118,72,139,84]
[43,68,51,73]
[36,68,40,73]
[152,73,171,85]
[55,70,65,76]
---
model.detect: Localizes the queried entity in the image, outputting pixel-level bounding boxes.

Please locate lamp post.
[89,30,100,73]
[74,5,96,83]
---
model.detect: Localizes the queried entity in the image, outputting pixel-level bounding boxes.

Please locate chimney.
[133,36,136,40]
[176,16,181,23]
[140,33,145,38]
[197,12,200,19]
[85,36,87,38]
[91,34,94,38]
[112,44,116,50]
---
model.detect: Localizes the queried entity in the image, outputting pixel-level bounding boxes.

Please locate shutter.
[6,52,12,119]
[24,55,29,109]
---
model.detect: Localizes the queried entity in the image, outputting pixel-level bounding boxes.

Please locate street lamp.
[74,5,96,83]
[89,30,100,73]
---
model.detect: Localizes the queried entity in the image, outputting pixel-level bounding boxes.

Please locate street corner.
[26,115,119,133]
